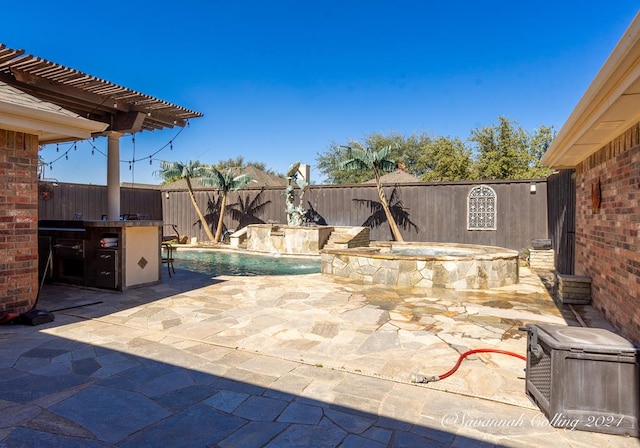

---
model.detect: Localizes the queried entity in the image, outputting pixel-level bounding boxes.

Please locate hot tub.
[321,242,519,289]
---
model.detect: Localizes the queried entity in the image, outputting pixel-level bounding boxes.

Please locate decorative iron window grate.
[467,185,497,230]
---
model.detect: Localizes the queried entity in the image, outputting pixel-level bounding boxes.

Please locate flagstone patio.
[0,265,634,447]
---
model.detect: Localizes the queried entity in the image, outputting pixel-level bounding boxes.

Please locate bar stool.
[161,243,175,277]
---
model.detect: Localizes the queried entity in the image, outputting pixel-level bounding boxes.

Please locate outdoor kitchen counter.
[39,220,163,291]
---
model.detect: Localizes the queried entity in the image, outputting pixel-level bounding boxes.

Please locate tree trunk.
[186,177,216,242]
[374,169,404,242]
[214,192,227,243]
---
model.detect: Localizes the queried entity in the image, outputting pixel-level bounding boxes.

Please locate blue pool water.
[173,249,321,276]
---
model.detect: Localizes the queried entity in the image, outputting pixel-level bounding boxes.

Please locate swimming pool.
[172,249,321,276]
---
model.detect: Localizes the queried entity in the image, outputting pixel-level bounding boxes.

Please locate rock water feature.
[284,161,309,227]
[246,224,334,255]
[240,159,367,257]
[321,241,520,289]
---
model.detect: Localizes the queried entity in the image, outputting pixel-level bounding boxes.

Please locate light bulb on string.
[73,142,77,151]
[170,142,173,151]
[56,144,59,152]
[65,153,68,160]
[129,162,132,170]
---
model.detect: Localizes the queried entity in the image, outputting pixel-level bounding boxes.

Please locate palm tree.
[227,187,272,229]
[196,193,224,238]
[340,144,405,241]
[156,160,217,242]
[353,187,419,236]
[199,168,253,242]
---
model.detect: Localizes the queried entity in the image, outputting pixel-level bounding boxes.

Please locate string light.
[87,140,106,157]
[130,132,136,183]
[40,123,188,175]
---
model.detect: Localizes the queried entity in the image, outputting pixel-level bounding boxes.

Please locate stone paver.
[0,264,636,447]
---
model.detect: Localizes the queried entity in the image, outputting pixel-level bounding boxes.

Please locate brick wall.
[575,122,640,344]
[0,129,39,317]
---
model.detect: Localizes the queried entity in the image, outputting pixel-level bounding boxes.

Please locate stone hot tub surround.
[321,242,519,289]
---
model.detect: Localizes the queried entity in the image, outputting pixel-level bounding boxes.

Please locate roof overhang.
[0,93,108,143]
[542,13,640,168]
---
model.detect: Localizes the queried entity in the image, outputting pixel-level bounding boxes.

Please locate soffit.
[541,13,640,168]
[0,80,108,142]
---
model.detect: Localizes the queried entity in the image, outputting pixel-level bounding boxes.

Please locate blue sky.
[4,2,638,185]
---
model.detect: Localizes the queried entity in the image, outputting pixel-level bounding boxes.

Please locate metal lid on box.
[533,324,638,355]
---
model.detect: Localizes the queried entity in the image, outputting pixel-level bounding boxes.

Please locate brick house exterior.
[0,81,107,319]
[0,130,39,316]
[574,123,640,343]
[542,14,640,344]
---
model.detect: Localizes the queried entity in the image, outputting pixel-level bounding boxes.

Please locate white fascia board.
[542,13,640,168]
[0,101,108,141]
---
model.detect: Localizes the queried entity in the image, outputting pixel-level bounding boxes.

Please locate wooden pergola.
[0,44,202,137]
[0,43,203,219]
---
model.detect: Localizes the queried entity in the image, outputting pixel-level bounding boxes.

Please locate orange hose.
[415,348,526,383]
[0,313,20,325]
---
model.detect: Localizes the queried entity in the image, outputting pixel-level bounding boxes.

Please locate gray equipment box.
[525,324,638,437]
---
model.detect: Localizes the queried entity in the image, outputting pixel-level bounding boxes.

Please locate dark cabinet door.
[96,249,118,289]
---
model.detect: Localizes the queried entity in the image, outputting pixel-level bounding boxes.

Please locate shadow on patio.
[1,266,632,447]
[0,322,513,447]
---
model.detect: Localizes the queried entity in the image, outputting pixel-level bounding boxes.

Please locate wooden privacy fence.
[162,178,549,252]
[38,182,162,221]
[38,179,551,252]
[546,170,576,274]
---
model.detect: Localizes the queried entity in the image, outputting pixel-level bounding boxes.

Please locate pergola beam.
[0,44,202,136]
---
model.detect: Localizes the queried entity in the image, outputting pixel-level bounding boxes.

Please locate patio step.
[323,227,370,250]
